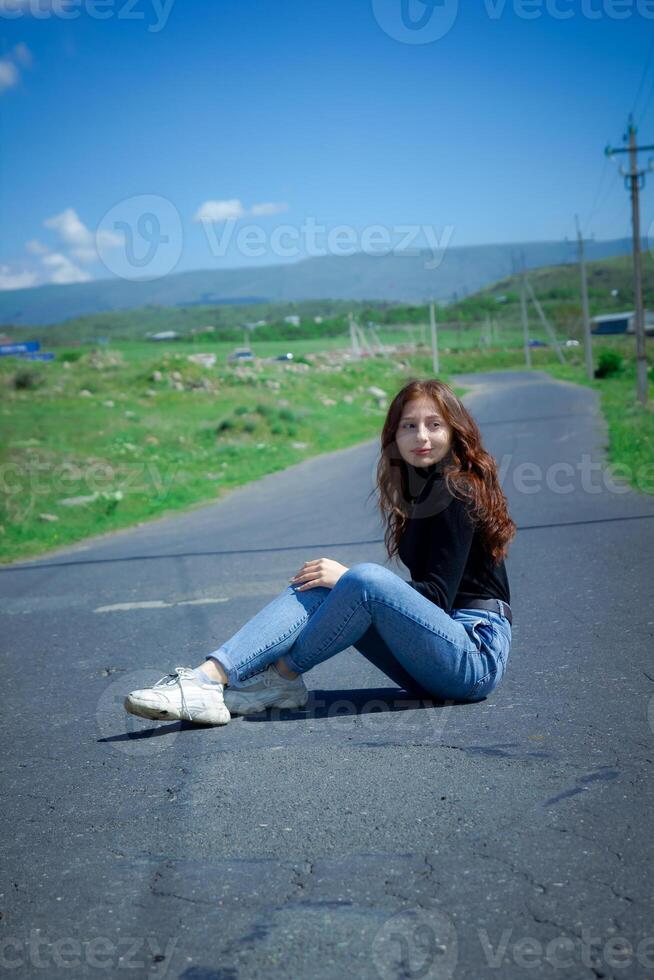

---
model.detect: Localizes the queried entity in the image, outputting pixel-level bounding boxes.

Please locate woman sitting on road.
[124,378,516,725]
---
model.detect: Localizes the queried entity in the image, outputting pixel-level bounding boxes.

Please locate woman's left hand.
[290,558,349,591]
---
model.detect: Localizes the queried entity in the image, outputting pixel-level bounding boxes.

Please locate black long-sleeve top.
[397,460,510,612]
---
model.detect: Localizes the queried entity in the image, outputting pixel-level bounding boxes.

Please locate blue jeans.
[207,562,511,703]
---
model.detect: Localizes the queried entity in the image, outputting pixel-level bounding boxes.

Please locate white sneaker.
[124,666,231,726]
[223,664,309,716]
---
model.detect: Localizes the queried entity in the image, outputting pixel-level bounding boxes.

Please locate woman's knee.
[342,562,395,591]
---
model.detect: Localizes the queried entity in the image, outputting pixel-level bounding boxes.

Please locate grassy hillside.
[0,237,637,326]
[2,251,651,349]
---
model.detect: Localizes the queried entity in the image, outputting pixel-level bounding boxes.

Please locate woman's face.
[395,395,453,468]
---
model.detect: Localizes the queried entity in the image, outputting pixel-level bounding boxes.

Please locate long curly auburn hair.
[373,378,516,564]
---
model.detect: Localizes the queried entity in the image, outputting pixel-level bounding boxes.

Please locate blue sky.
[1,0,653,289]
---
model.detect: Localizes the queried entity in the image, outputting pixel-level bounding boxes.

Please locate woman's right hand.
[290,558,349,591]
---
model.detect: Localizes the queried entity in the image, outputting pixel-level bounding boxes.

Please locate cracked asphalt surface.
[2,369,653,979]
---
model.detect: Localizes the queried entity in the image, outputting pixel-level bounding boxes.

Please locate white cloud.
[0,41,33,94]
[97,227,123,248]
[0,59,19,93]
[70,245,100,264]
[0,265,39,291]
[44,207,93,248]
[250,201,288,217]
[2,204,114,289]
[42,252,91,285]
[13,42,32,67]
[194,199,246,223]
[194,198,289,222]
[43,207,122,264]
[26,238,49,255]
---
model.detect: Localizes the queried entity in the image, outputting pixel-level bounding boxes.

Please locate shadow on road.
[97,686,476,743]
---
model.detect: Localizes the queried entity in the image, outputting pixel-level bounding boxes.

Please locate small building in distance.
[148,331,182,341]
[591,311,654,335]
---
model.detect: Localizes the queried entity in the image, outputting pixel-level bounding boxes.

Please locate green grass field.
[1,330,651,564]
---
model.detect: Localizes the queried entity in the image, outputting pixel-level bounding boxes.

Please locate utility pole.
[605,115,654,405]
[355,319,375,357]
[429,300,439,375]
[524,278,566,365]
[516,253,532,368]
[350,314,375,357]
[348,312,361,359]
[484,314,492,348]
[368,323,389,357]
[575,215,594,380]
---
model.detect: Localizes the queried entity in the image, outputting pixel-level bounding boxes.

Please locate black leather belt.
[453,598,512,625]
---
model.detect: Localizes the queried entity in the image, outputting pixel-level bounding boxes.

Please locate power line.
[582,166,623,238]
[602,194,632,234]
[580,156,611,237]
[605,116,654,405]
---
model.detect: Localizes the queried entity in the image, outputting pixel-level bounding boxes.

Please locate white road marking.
[94,597,230,613]
[177,597,230,606]
[95,601,172,612]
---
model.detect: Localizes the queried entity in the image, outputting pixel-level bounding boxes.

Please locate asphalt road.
[2,369,653,980]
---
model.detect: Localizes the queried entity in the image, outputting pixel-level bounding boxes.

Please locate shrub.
[13,368,42,390]
[255,402,275,418]
[594,350,624,379]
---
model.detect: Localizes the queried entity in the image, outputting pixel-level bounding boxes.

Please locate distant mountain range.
[0,238,639,326]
